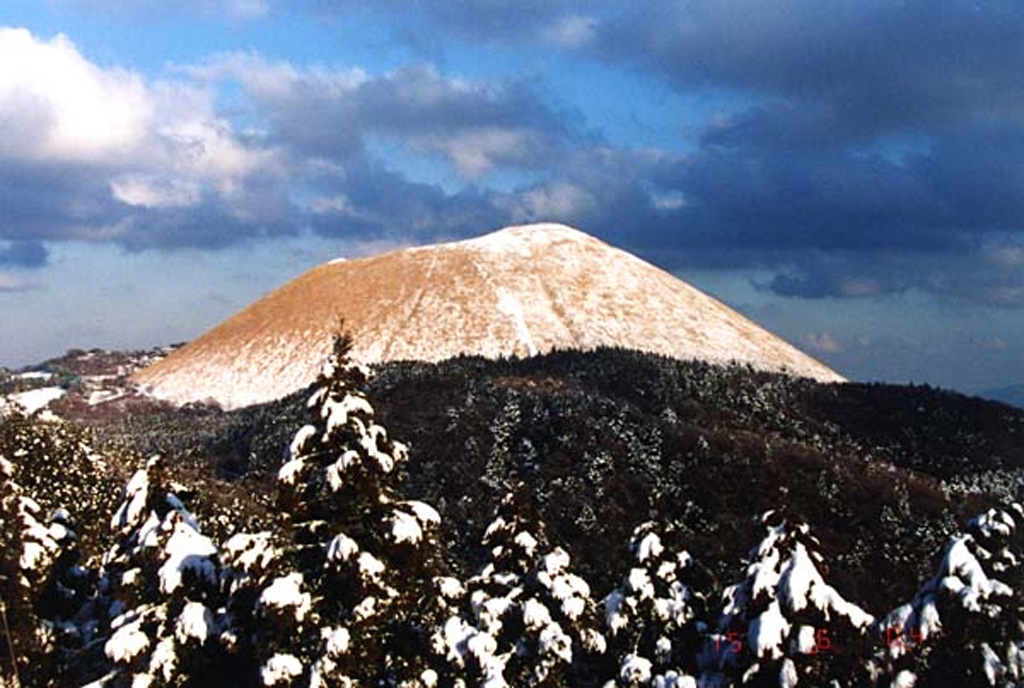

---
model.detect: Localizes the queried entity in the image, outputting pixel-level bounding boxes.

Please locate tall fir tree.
[873,504,1024,687]
[603,522,707,687]
[99,455,223,687]
[0,444,90,687]
[236,332,444,687]
[437,491,605,686]
[704,511,875,688]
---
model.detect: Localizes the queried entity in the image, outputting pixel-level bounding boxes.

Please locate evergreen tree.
[437,491,605,686]
[704,511,875,688]
[236,332,444,687]
[0,447,90,687]
[99,455,223,687]
[603,522,707,687]
[873,504,1024,687]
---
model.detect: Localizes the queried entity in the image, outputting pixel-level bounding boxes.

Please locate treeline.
[2,338,1024,687]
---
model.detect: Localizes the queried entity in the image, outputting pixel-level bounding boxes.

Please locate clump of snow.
[620,654,653,683]
[175,602,214,643]
[514,530,539,557]
[259,573,312,623]
[277,456,305,486]
[261,653,304,686]
[390,510,423,545]
[321,626,350,657]
[353,596,377,621]
[326,532,360,563]
[437,576,465,600]
[357,552,385,581]
[636,532,663,563]
[149,636,177,683]
[223,532,277,573]
[893,670,917,687]
[971,508,1015,540]
[158,520,218,594]
[749,600,789,659]
[402,500,441,526]
[105,617,150,663]
[289,424,317,459]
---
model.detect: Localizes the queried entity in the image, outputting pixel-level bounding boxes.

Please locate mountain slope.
[134,223,843,409]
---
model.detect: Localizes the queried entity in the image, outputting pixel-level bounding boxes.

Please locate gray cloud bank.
[1,2,1023,307]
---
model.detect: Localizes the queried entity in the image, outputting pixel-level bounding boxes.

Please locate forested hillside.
[3,343,1024,686]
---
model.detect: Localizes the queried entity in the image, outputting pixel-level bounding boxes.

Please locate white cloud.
[181,52,367,100]
[802,332,841,353]
[0,28,151,162]
[981,243,1024,269]
[506,181,597,221]
[308,194,353,215]
[542,14,599,48]
[410,126,541,178]
[110,176,201,209]
[0,28,285,239]
[225,0,270,20]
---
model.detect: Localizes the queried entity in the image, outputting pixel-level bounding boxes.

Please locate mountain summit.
[134,223,844,408]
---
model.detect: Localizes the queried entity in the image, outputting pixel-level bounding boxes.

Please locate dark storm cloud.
[753,244,1024,306]
[301,155,511,241]
[0,240,47,267]
[0,161,122,242]
[8,4,1024,310]
[593,1,1024,139]
[292,0,1024,310]
[0,159,300,251]
[642,117,1024,254]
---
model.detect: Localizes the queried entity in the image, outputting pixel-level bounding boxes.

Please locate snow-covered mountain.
[134,223,844,409]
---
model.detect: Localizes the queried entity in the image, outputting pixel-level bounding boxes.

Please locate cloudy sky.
[1,1,1022,394]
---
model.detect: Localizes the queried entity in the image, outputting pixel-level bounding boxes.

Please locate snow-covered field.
[9,386,65,413]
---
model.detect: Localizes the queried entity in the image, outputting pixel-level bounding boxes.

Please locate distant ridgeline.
[3,343,1024,686]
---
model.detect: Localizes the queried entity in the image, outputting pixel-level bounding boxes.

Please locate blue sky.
[1,1,1022,394]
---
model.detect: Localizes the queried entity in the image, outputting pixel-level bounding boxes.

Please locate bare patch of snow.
[9,386,65,413]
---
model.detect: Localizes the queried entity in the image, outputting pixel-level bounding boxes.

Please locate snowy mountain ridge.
[134,223,844,409]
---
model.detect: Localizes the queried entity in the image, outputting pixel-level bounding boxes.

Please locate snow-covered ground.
[9,386,66,413]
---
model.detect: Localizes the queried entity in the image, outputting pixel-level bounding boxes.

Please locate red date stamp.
[885,625,924,649]
[713,628,832,654]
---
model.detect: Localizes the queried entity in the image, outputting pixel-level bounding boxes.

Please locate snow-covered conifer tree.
[0,449,89,687]
[437,491,605,686]
[704,511,874,687]
[242,332,444,686]
[99,455,223,687]
[603,522,707,687]
[873,504,1024,687]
